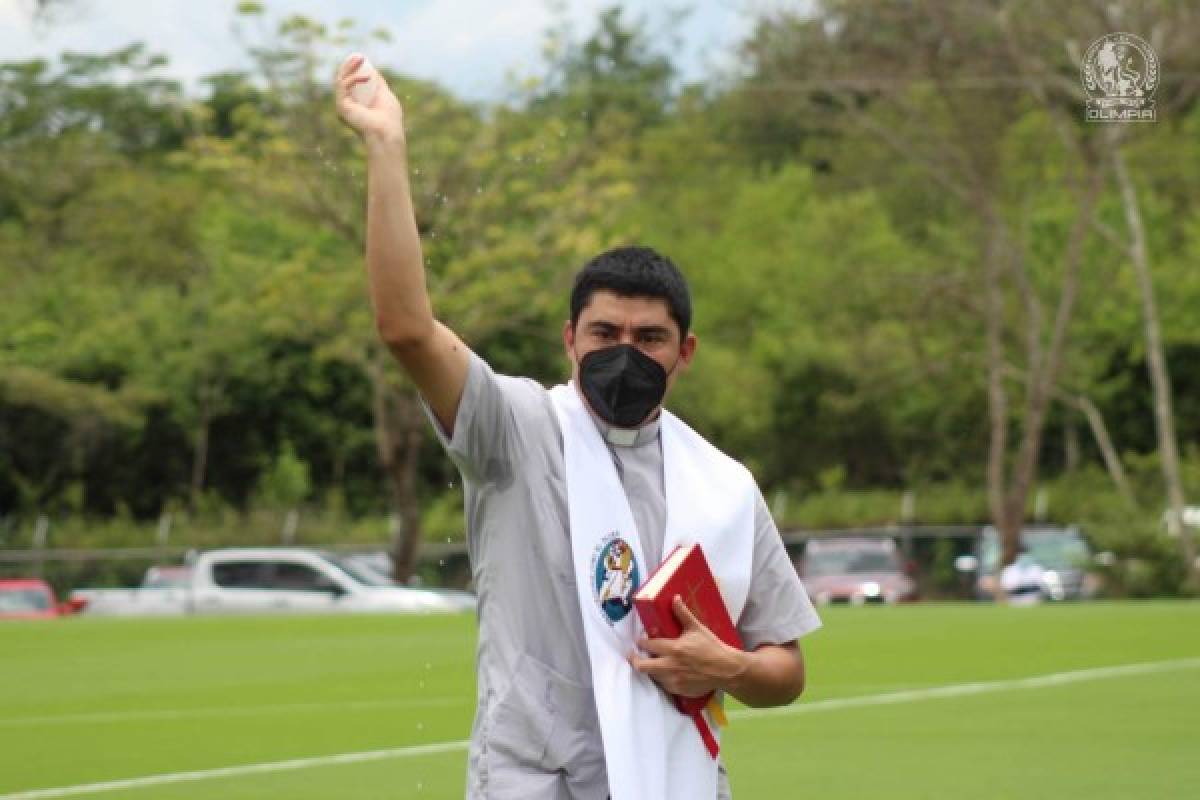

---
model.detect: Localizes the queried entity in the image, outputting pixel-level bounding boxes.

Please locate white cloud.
[0,0,25,29]
[0,0,755,101]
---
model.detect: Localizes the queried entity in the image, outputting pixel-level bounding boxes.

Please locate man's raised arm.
[334,54,469,435]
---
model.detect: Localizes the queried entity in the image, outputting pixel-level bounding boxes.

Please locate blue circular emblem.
[593,536,640,624]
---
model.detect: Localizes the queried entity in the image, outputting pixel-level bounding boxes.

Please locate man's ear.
[563,319,575,358]
[678,332,698,369]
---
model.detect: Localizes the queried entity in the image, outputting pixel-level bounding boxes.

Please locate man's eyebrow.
[585,321,671,336]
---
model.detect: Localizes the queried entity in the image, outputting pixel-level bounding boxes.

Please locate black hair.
[569,246,692,338]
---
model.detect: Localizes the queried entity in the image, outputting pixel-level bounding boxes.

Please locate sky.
[0,0,780,102]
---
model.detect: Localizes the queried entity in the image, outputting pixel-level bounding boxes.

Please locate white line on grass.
[728,655,1200,720]
[0,696,468,728]
[3,656,1198,800]
[0,742,468,800]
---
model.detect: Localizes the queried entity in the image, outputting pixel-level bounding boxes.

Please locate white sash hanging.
[550,383,755,800]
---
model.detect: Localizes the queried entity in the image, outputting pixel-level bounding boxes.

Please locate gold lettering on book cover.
[684,581,709,628]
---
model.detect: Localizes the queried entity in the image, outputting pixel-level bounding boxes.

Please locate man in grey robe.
[335,54,821,800]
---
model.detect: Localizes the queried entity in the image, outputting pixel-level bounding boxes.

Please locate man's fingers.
[337,53,365,81]
[637,636,675,657]
[629,656,695,696]
[629,652,669,677]
[673,595,701,630]
[338,73,372,98]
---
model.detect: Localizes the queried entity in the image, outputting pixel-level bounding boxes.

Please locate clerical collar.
[596,414,661,447]
[570,381,661,447]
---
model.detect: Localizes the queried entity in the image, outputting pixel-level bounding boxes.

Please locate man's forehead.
[579,290,673,325]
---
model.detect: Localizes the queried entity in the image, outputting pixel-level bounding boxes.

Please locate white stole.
[550,384,755,800]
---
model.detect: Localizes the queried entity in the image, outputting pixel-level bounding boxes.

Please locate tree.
[995,0,1200,586]
[0,46,190,514]
[533,5,678,133]
[733,0,1132,572]
[185,6,643,579]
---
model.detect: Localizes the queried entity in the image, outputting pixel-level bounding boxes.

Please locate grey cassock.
[423,353,821,799]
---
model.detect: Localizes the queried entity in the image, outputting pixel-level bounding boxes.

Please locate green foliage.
[781,483,990,530]
[253,440,311,510]
[530,5,677,134]
[2,2,1199,592]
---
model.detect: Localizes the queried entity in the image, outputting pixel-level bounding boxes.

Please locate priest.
[335,54,821,800]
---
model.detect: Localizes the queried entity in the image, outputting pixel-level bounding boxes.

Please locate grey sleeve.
[420,351,540,484]
[736,490,822,650]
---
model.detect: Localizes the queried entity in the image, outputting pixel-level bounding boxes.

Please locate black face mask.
[578,344,670,428]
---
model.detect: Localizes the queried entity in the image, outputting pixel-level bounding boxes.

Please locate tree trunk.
[189,388,211,511]
[1064,418,1080,473]
[369,355,426,584]
[983,211,1020,573]
[1072,394,1135,506]
[388,392,426,582]
[1007,368,1134,506]
[1112,149,1196,586]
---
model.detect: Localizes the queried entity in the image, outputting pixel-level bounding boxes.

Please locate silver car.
[960,526,1099,601]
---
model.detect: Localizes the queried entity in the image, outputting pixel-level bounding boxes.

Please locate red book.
[634,542,743,716]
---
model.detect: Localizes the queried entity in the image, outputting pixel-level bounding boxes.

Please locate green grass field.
[2,602,1198,799]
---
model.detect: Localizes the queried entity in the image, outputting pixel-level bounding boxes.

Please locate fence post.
[281,509,299,545]
[900,491,915,524]
[900,491,916,562]
[156,513,173,565]
[32,515,49,579]
[1034,488,1049,522]
[771,489,789,524]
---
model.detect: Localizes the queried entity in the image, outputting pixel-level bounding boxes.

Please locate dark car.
[0,579,85,619]
[798,537,917,606]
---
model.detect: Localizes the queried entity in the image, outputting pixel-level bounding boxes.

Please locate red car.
[799,537,918,606]
[0,579,86,619]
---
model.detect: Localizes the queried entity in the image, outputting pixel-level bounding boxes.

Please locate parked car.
[71,548,475,617]
[0,579,85,619]
[341,551,477,612]
[798,537,917,605]
[956,525,1100,601]
[141,565,193,588]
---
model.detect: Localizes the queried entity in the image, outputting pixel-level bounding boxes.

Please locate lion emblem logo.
[1081,32,1159,122]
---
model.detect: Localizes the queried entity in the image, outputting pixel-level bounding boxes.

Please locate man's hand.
[628,595,747,699]
[334,53,405,145]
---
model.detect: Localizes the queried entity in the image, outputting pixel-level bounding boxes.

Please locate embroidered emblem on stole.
[592,532,641,624]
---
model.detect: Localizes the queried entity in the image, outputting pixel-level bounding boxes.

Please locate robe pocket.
[487,652,592,773]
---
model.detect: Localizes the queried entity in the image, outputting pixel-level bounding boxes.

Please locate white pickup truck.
[71,548,474,616]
